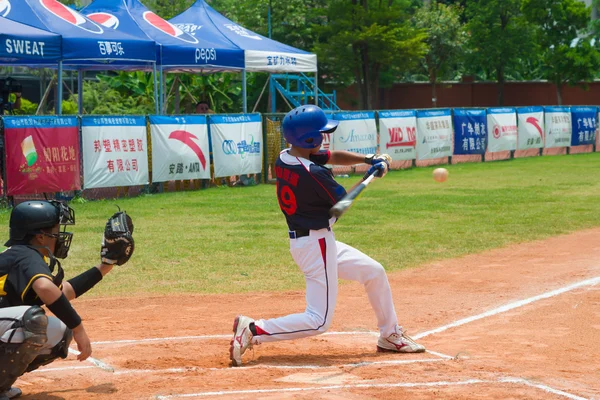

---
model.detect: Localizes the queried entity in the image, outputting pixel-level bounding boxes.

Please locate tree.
[523,0,600,104]
[413,2,466,107]
[315,0,427,110]
[465,0,537,105]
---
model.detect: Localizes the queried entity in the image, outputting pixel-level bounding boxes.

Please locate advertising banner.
[544,107,572,148]
[570,106,596,146]
[3,117,81,196]
[416,109,453,160]
[149,116,211,182]
[452,109,487,155]
[378,110,416,160]
[487,108,517,152]
[331,112,378,156]
[516,107,544,150]
[81,116,149,189]
[210,114,263,178]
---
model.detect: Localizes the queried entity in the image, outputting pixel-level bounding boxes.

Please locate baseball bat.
[329,171,377,218]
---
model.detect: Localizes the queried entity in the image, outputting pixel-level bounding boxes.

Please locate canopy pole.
[270,74,276,113]
[153,63,159,115]
[77,70,83,114]
[57,61,63,115]
[159,66,165,114]
[314,71,318,107]
[242,70,247,113]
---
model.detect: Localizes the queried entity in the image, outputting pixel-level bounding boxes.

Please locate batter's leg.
[336,241,398,337]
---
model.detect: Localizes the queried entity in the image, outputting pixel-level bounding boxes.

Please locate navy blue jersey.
[276,150,347,231]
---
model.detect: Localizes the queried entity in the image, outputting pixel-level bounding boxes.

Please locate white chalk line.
[67,348,115,373]
[413,275,600,340]
[154,377,589,399]
[500,377,588,400]
[90,331,378,346]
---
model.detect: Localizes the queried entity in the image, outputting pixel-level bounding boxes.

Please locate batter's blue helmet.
[282,105,339,149]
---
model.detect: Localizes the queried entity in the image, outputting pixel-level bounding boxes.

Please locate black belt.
[289,227,331,239]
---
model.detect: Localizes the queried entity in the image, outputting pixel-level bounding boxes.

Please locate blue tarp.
[0,16,61,63]
[2,0,155,63]
[170,0,317,72]
[81,0,244,71]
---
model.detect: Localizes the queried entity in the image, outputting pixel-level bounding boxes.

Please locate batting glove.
[364,161,388,179]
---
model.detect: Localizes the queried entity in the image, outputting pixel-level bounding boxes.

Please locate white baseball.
[433,168,448,183]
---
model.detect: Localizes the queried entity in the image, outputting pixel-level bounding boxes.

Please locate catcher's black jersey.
[276,149,346,231]
[0,245,63,308]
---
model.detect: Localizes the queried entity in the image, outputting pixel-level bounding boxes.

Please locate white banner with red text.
[81,116,149,189]
[378,110,417,161]
[487,108,517,152]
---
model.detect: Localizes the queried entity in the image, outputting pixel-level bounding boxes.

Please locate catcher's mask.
[5,200,75,258]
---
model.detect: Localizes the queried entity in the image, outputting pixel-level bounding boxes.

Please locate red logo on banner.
[526,117,543,139]
[168,130,207,169]
[4,123,81,195]
[0,0,11,17]
[39,0,103,34]
[492,124,500,139]
[142,11,198,43]
[387,126,416,148]
[87,12,120,29]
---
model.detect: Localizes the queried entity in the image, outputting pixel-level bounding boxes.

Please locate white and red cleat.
[229,315,254,366]
[377,326,425,353]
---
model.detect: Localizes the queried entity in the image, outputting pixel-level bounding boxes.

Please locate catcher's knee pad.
[25,327,73,373]
[0,306,48,391]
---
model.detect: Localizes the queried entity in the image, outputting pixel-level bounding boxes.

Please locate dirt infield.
[18,228,600,399]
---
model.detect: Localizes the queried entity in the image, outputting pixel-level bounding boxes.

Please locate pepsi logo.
[39,0,103,34]
[87,12,119,29]
[0,0,11,17]
[143,11,198,44]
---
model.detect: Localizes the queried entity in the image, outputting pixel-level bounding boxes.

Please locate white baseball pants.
[253,227,399,344]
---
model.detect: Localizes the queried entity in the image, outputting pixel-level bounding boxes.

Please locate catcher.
[0,200,134,400]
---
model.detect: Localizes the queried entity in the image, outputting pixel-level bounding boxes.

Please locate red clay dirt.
[16,228,600,399]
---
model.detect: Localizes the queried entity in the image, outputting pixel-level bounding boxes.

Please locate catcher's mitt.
[100,211,134,266]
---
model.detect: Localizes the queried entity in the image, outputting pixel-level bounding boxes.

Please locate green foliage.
[11,97,39,115]
[523,0,600,104]
[143,0,195,19]
[315,0,427,109]
[165,73,243,114]
[413,2,466,105]
[465,0,537,104]
[75,77,156,115]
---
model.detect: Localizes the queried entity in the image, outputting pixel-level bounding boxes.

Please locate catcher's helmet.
[5,201,75,258]
[282,105,339,149]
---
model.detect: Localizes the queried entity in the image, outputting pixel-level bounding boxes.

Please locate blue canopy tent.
[0,16,61,64]
[81,0,246,113]
[170,0,318,111]
[2,0,157,113]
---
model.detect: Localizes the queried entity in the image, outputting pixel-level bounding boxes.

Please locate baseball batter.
[230,105,425,366]
[0,201,134,399]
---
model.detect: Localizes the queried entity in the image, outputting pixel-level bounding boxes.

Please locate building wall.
[334,81,600,111]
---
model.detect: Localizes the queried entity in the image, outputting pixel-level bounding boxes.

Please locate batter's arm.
[327,151,368,166]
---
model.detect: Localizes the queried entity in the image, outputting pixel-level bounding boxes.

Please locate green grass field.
[3,152,599,297]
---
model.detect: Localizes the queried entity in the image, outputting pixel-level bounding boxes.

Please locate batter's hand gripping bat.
[329,170,377,218]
